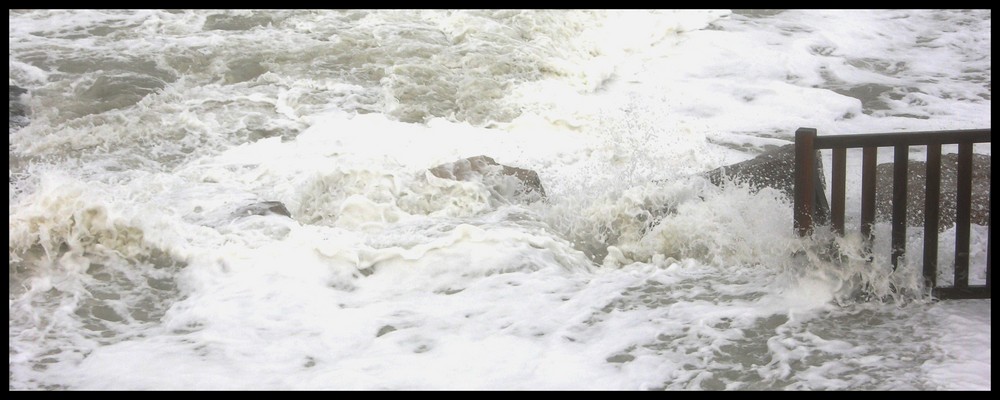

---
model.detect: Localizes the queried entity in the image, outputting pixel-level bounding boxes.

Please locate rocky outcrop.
[232,201,291,218]
[429,155,546,203]
[875,153,990,230]
[703,144,830,224]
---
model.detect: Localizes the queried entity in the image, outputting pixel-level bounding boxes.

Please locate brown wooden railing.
[794,127,991,300]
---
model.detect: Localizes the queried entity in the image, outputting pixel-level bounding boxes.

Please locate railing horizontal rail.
[813,129,990,149]
[933,286,991,300]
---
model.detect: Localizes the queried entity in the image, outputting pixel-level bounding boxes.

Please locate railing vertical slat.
[954,142,973,288]
[831,147,846,235]
[860,147,877,256]
[891,145,909,270]
[923,144,942,290]
[795,128,817,237]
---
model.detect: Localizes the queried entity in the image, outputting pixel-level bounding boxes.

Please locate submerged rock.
[232,201,292,218]
[429,155,546,203]
[875,153,990,229]
[703,144,830,224]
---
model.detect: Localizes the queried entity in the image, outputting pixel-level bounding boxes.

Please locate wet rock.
[232,201,291,218]
[875,153,990,230]
[429,155,546,203]
[703,144,830,224]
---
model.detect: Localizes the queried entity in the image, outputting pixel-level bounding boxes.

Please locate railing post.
[795,128,817,237]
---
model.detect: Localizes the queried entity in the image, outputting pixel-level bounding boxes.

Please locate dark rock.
[875,153,990,230]
[703,144,830,224]
[233,201,291,218]
[429,155,546,203]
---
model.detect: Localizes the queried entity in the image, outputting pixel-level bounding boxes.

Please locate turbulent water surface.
[9,10,991,390]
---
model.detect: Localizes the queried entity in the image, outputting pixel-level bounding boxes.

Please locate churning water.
[9,10,990,390]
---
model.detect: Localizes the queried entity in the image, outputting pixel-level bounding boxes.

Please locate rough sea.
[9,10,991,390]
